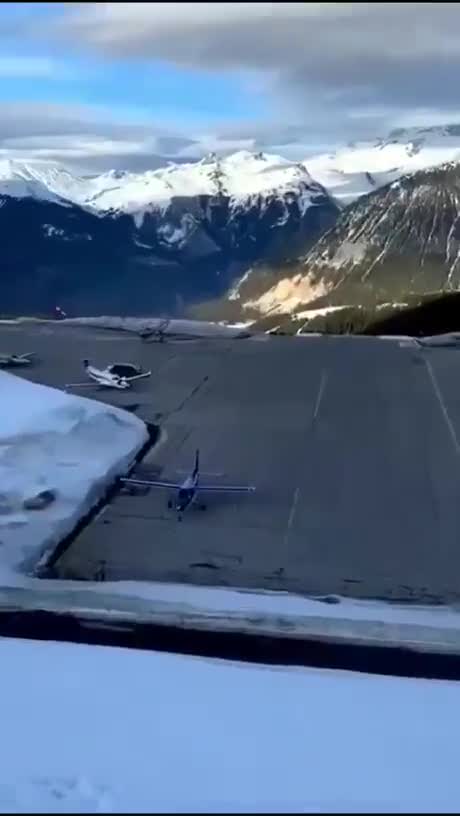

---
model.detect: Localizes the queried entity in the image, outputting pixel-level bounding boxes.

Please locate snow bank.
[416,333,460,347]
[63,315,251,338]
[1,636,460,813]
[0,372,148,581]
[4,577,460,658]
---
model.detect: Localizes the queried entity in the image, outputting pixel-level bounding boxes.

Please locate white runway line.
[283,487,300,550]
[425,359,460,455]
[283,486,300,549]
[287,486,300,531]
[313,369,327,421]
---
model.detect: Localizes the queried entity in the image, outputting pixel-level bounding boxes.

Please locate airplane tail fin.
[193,449,199,478]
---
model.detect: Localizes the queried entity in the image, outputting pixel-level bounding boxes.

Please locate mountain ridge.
[233,161,460,321]
[0,152,339,316]
[4,124,460,318]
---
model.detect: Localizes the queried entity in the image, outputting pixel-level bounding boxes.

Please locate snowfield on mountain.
[3,126,460,213]
[307,125,460,203]
[0,151,329,218]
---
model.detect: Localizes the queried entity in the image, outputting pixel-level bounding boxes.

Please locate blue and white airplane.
[121,449,256,521]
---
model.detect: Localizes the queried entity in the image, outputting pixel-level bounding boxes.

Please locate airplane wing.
[198,484,256,493]
[0,352,35,366]
[120,477,180,489]
[125,370,151,382]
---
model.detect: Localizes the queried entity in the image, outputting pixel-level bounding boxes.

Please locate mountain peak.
[0,149,323,217]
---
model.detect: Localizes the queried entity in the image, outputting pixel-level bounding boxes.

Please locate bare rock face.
[294,161,460,307]
[23,489,57,510]
[230,161,460,320]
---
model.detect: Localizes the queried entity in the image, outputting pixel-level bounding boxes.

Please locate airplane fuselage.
[121,448,254,522]
[173,473,200,517]
[86,364,131,389]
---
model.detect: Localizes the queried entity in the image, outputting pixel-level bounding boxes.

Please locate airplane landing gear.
[199,503,207,511]
[167,499,173,509]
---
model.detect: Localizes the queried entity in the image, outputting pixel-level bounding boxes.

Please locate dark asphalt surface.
[2,320,460,603]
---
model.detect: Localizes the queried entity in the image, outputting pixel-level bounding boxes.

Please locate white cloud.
[3,3,460,172]
[0,100,338,173]
[0,102,183,173]
[41,2,460,143]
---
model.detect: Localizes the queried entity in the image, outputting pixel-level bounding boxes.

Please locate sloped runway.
[2,321,460,603]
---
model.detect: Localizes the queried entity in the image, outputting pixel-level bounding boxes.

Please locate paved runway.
[2,321,460,603]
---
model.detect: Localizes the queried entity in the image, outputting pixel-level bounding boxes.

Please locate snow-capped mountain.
[237,162,460,319]
[0,160,71,206]
[0,151,328,214]
[6,126,460,320]
[0,152,339,316]
[306,125,460,204]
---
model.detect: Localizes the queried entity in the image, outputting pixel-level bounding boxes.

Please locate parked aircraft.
[66,359,151,391]
[0,352,35,367]
[121,449,256,521]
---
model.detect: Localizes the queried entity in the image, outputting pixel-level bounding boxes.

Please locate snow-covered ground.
[0,371,147,583]
[293,305,350,321]
[1,636,460,813]
[416,333,460,347]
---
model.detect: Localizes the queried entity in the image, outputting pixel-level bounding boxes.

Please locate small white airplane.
[0,351,35,367]
[66,359,151,391]
[121,449,256,521]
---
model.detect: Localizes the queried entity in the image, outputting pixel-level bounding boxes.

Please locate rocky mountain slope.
[0,153,339,316]
[230,162,460,321]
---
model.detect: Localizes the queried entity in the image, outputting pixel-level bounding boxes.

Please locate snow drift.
[0,371,148,582]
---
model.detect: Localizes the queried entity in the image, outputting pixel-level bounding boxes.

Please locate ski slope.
[0,371,147,583]
[1,636,460,813]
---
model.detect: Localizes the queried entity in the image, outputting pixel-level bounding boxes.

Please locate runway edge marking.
[425,358,460,455]
[313,369,327,422]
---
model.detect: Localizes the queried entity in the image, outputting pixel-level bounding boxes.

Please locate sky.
[0,2,459,173]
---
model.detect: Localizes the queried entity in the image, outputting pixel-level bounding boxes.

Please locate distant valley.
[3,125,460,320]
[0,152,337,316]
